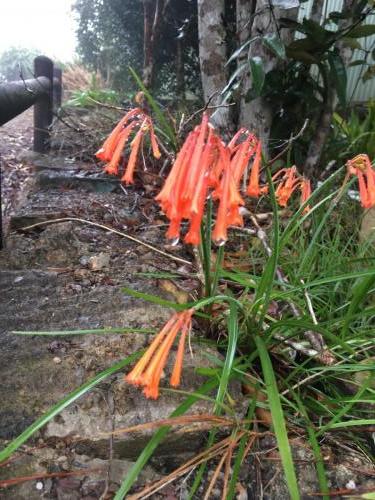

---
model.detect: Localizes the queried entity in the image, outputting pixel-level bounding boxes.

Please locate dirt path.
[0,108,34,232]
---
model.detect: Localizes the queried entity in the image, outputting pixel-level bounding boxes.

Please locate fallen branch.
[0,467,104,488]
[18,217,192,266]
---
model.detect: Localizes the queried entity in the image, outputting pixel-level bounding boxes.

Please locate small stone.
[346,480,356,490]
[79,256,90,266]
[36,481,44,490]
[74,268,90,280]
[53,356,62,364]
[88,252,110,271]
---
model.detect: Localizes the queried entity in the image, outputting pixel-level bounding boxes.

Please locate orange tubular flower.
[103,123,136,176]
[121,120,146,184]
[300,177,312,213]
[155,114,224,245]
[125,309,194,399]
[273,166,300,207]
[212,144,244,245]
[95,108,141,162]
[155,113,264,245]
[96,107,161,184]
[347,154,375,209]
[247,140,263,197]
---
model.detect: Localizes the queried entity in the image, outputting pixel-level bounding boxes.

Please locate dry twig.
[18,217,192,266]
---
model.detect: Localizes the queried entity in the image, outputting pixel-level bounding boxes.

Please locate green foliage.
[325,102,375,160]
[66,88,121,107]
[225,3,375,165]
[0,46,39,82]
[73,0,200,95]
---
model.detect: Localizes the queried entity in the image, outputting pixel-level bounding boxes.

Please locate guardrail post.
[53,67,62,111]
[33,56,53,153]
[0,168,3,249]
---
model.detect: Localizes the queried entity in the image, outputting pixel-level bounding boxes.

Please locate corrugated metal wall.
[297,0,375,103]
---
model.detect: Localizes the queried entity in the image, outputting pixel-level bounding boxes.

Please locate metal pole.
[53,67,62,111]
[33,56,53,153]
[0,164,3,249]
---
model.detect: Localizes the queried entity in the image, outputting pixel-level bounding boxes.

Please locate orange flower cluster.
[126,309,194,399]
[347,154,375,209]
[95,107,161,184]
[272,166,311,213]
[155,114,263,246]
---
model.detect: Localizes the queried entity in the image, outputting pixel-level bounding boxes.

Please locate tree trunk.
[142,0,165,89]
[239,1,298,154]
[176,37,185,103]
[142,0,154,88]
[236,0,255,47]
[197,0,230,131]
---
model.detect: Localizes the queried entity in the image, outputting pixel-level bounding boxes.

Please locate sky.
[0,0,77,62]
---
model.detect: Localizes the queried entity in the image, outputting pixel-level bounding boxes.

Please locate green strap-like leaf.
[328,51,347,108]
[249,56,265,96]
[255,336,300,500]
[348,24,375,38]
[263,33,286,60]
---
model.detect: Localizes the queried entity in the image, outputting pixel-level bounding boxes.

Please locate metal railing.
[0,55,62,248]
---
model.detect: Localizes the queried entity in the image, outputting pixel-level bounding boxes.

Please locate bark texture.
[197,0,230,131]
[142,0,165,88]
[239,1,298,154]
[236,0,255,48]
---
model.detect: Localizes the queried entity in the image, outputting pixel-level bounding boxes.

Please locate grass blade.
[341,275,375,337]
[255,335,300,500]
[252,167,280,322]
[122,286,189,310]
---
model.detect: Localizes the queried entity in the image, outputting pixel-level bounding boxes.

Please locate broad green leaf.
[348,24,375,38]
[341,37,362,50]
[249,56,265,96]
[328,51,347,107]
[263,34,286,60]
